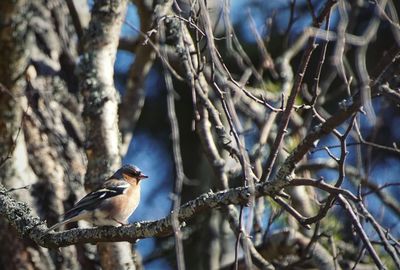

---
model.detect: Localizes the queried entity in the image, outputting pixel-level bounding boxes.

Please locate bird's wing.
[63,180,130,220]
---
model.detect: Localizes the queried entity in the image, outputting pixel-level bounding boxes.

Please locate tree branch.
[0,176,279,248]
[0,157,364,250]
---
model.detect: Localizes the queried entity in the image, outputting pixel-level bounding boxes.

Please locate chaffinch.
[45,164,148,233]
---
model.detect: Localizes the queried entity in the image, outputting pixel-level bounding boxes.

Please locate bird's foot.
[112,218,128,226]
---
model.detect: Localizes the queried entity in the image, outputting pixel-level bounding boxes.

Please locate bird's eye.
[128,170,140,177]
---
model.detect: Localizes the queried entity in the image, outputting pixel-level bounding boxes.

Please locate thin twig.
[162,41,186,270]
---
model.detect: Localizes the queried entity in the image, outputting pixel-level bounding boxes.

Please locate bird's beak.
[138,173,148,180]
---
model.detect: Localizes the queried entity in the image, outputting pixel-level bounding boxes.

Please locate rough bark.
[0,0,96,268]
[0,1,52,269]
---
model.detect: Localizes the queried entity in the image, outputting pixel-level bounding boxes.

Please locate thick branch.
[77,0,132,269]
[78,0,128,188]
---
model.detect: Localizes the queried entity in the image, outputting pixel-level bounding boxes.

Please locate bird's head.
[111,164,148,185]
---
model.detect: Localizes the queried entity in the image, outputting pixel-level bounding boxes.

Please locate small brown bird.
[45,164,148,233]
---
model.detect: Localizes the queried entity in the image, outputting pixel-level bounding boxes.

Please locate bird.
[45,164,148,233]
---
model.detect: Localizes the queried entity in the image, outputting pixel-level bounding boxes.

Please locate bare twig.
[338,195,387,270]
[261,0,338,182]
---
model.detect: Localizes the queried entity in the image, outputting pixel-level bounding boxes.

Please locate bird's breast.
[90,185,141,226]
[111,185,140,222]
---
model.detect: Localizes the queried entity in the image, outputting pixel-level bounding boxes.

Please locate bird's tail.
[43,217,77,234]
